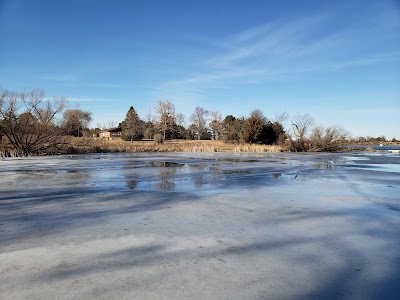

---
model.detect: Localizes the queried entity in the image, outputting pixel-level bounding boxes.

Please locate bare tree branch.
[0,88,67,156]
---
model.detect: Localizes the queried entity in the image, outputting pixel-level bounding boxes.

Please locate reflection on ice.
[271,173,300,180]
[311,164,336,169]
[123,163,226,192]
[364,164,400,173]
[1,152,399,196]
[343,156,370,161]
[1,151,399,300]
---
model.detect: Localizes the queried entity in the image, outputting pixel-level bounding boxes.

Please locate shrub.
[309,125,348,152]
[154,133,164,144]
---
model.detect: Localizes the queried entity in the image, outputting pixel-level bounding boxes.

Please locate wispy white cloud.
[39,74,124,89]
[210,14,331,67]
[163,9,400,92]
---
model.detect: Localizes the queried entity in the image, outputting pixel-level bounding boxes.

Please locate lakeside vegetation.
[50,138,283,155]
[0,88,397,157]
[0,138,284,158]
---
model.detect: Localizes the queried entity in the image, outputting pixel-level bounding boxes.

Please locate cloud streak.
[163,9,400,91]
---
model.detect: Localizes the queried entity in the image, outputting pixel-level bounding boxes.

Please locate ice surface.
[1,152,400,299]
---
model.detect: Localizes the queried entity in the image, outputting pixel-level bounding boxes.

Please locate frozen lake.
[1,152,400,299]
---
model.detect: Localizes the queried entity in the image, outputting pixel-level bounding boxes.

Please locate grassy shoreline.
[0,137,285,157]
[63,138,285,154]
[2,137,399,158]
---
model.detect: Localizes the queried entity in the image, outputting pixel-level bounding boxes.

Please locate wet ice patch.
[343,156,370,161]
[367,164,400,173]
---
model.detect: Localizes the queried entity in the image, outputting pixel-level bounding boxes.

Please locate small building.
[99,127,122,139]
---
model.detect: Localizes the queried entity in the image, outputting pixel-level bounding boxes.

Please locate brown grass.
[61,137,285,154]
[0,145,19,158]
[0,137,285,157]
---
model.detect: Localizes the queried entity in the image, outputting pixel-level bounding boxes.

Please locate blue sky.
[1,0,399,138]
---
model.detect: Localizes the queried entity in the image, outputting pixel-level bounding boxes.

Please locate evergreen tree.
[122,106,143,141]
[241,110,284,145]
[271,121,286,144]
[242,109,268,144]
[223,115,244,143]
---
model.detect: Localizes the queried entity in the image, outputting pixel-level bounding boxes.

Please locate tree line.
[119,100,287,145]
[119,100,349,152]
[1,88,353,156]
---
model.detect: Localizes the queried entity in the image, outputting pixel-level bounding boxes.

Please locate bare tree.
[62,108,92,137]
[291,113,314,139]
[309,125,349,151]
[0,89,66,156]
[274,111,289,126]
[97,121,118,130]
[143,109,155,139]
[209,111,223,140]
[145,109,154,124]
[174,112,186,139]
[107,120,118,129]
[190,106,209,140]
[155,100,175,141]
[289,113,314,151]
[175,112,186,128]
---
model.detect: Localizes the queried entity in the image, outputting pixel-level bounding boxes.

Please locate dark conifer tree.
[121,106,143,141]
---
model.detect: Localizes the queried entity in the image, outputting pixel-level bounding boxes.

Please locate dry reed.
[0,137,285,157]
[62,137,285,154]
[0,149,19,158]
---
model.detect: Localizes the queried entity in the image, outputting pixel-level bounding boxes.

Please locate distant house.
[99,127,122,138]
